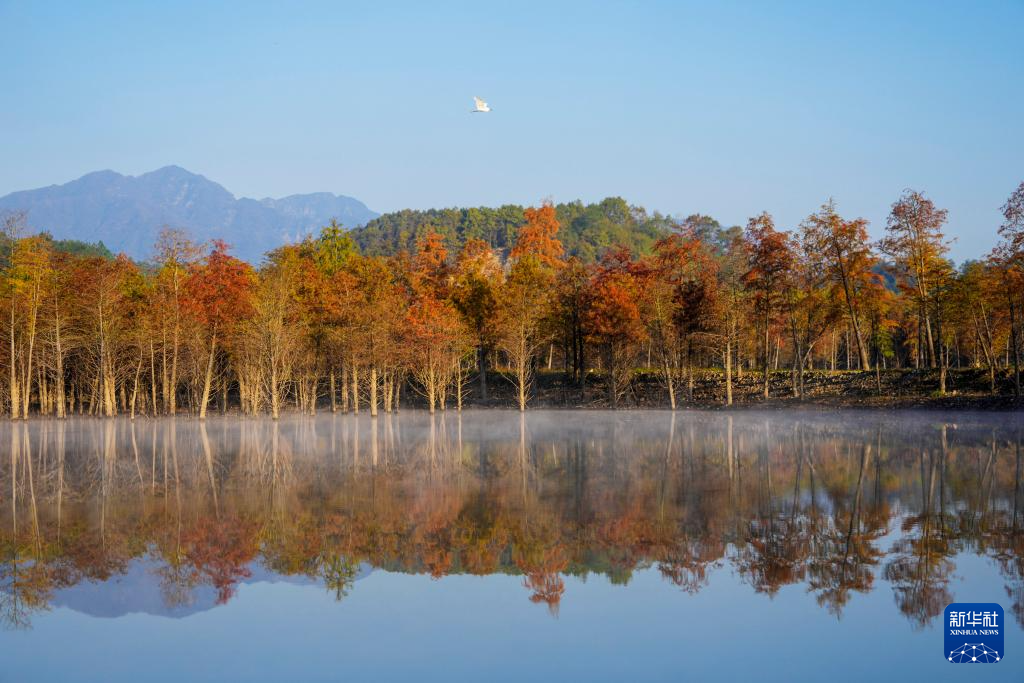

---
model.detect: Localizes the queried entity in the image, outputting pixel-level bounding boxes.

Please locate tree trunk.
[1008,286,1021,397]
[924,309,936,368]
[54,301,66,419]
[456,362,463,411]
[341,365,350,413]
[724,339,733,407]
[427,365,436,414]
[330,370,337,413]
[762,308,770,399]
[130,356,143,420]
[939,343,948,395]
[9,302,18,420]
[664,359,676,410]
[518,359,527,412]
[170,322,179,415]
[270,359,280,419]
[478,345,488,401]
[351,359,360,414]
[20,290,39,419]
[370,365,378,417]
[199,330,217,419]
[837,267,871,370]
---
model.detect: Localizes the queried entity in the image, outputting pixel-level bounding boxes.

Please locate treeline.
[352,196,676,262]
[3,182,1024,418]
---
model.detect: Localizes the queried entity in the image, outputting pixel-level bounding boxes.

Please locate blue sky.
[1,0,1021,260]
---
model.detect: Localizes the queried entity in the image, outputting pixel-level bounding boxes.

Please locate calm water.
[1,410,1022,682]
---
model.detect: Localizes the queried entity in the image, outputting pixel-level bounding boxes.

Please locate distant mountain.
[0,166,377,263]
[49,556,375,619]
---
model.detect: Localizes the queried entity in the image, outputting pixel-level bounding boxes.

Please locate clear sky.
[1,0,1021,260]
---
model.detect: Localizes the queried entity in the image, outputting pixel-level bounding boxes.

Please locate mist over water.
[2,410,1023,681]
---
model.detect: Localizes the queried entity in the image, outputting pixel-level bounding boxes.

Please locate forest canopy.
[351,197,684,263]
[0,231,112,265]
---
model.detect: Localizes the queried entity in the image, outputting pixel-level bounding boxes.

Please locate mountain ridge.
[0,166,377,263]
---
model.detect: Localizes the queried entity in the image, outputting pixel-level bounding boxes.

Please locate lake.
[1,410,1022,682]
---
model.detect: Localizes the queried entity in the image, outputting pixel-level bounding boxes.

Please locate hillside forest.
[3,184,1024,417]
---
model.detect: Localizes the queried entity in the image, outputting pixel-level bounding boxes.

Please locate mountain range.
[48,556,374,619]
[0,166,378,263]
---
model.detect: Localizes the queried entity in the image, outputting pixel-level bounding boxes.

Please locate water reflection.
[1,411,1022,631]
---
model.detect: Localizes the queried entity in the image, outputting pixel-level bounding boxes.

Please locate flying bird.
[472,96,491,113]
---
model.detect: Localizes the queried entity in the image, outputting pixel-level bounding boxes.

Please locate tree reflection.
[806,441,886,617]
[181,516,258,604]
[883,444,956,627]
[320,554,360,601]
[987,433,1024,627]
[0,539,53,629]
[0,413,1022,629]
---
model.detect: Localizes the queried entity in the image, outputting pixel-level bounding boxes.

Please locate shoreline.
[446,367,1024,412]
[3,368,1021,419]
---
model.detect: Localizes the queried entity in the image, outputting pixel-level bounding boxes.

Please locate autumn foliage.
[3,182,1024,417]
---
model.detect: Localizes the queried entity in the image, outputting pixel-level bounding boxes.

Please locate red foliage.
[412,231,450,296]
[586,249,647,346]
[405,294,463,349]
[742,212,795,309]
[510,202,564,268]
[516,545,568,617]
[185,240,255,332]
[182,516,259,604]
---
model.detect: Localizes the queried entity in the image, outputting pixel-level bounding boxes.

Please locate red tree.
[186,241,255,418]
[585,247,647,407]
[510,202,564,268]
[742,213,795,398]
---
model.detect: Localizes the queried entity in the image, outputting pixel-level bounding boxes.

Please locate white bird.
[471,96,491,113]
